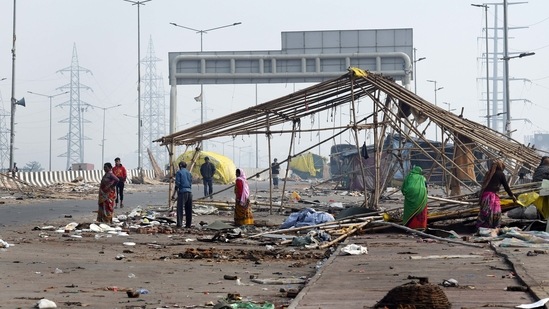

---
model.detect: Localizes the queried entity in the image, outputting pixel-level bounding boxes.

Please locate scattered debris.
[0,239,12,248]
[126,290,140,298]
[250,277,307,285]
[516,297,549,309]
[340,244,368,255]
[35,299,57,309]
[441,278,458,287]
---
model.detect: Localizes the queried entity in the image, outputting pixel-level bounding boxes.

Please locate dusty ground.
[0,182,366,309]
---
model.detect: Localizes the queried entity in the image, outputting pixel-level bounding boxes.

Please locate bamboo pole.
[349,74,369,208]
[249,215,382,238]
[372,94,392,208]
[427,195,476,206]
[267,113,273,214]
[168,140,175,209]
[372,221,484,248]
[318,220,372,249]
[281,120,298,211]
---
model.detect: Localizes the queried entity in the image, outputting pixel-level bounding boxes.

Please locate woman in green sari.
[401,166,428,230]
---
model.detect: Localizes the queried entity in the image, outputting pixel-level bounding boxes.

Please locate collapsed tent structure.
[176,150,237,185]
[155,68,542,208]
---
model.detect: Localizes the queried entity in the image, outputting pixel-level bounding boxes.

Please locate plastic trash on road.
[0,239,12,248]
[213,301,274,309]
[340,244,368,255]
[516,297,549,309]
[136,288,149,294]
[442,278,458,287]
[36,298,57,308]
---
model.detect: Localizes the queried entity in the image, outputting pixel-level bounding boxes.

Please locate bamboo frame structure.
[156,68,543,208]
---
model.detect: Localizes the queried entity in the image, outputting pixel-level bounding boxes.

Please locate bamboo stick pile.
[249,214,382,249]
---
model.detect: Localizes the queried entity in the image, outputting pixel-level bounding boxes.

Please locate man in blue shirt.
[175,161,193,228]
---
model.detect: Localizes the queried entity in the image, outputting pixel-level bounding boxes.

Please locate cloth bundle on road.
[280,208,334,229]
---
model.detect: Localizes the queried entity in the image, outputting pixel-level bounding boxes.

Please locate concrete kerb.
[8,169,158,187]
[491,242,549,307]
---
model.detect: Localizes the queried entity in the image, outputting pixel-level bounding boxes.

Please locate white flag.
[194,92,202,102]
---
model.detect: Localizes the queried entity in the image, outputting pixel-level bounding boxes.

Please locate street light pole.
[124,0,151,172]
[427,80,443,141]
[89,104,122,166]
[471,3,491,129]
[503,0,511,136]
[169,21,242,128]
[27,91,68,171]
[413,48,426,94]
[9,0,17,173]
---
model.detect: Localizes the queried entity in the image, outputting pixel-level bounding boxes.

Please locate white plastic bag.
[340,244,368,255]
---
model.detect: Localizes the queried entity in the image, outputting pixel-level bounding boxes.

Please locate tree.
[24,161,44,172]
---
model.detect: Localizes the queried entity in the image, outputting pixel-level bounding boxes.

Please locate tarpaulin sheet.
[177,150,237,184]
[289,152,318,177]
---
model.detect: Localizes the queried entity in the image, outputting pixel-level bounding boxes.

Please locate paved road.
[289,232,548,309]
[0,180,279,228]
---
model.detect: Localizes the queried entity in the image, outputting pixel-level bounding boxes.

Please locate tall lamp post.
[413,48,426,94]
[169,21,242,128]
[426,80,444,141]
[471,3,491,129]
[9,0,18,173]
[90,104,122,166]
[123,0,151,172]
[27,91,68,171]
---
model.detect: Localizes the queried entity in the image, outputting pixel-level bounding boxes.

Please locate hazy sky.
[0,0,548,171]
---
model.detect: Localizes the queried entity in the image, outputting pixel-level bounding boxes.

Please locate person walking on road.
[234,168,254,226]
[175,161,193,228]
[112,157,127,208]
[200,156,216,199]
[476,160,517,230]
[97,162,119,223]
[271,158,280,189]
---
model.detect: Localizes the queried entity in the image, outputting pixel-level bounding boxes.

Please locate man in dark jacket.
[200,157,216,199]
[533,156,549,182]
[271,158,280,189]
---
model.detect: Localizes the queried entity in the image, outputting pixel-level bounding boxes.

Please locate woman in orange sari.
[97,162,119,223]
[234,169,254,226]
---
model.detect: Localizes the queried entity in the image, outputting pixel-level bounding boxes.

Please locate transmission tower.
[476,2,528,134]
[141,36,167,169]
[57,43,93,170]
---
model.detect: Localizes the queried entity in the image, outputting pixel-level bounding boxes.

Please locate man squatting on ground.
[112,157,127,208]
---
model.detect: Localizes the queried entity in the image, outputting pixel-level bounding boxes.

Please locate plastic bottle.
[136,288,149,294]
